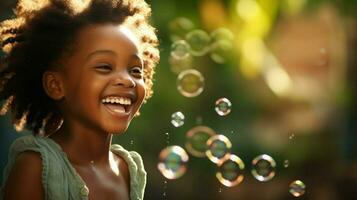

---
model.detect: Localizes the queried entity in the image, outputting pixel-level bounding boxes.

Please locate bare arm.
[3,151,44,200]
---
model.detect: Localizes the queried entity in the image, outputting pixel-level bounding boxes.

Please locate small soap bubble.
[289,134,295,140]
[130,140,134,145]
[169,53,193,74]
[218,188,222,193]
[177,69,205,97]
[251,154,276,182]
[215,98,232,116]
[210,28,234,42]
[165,133,170,145]
[283,160,290,168]
[171,40,191,60]
[185,29,211,56]
[158,146,189,179]
[289,180,306,197]
[171,111,185,127]
[185,126,216,157]
[216,154,245,187]
[210,40,233,64]
[206,134,232,164]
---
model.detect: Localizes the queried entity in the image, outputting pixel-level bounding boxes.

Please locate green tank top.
[0,135,146,200]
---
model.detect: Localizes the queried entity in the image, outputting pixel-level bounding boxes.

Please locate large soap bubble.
[158,146,189,179]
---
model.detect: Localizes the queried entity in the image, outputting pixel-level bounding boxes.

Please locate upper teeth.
[101,96,132,105]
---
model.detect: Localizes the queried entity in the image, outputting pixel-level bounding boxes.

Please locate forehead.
[72,24,141,57]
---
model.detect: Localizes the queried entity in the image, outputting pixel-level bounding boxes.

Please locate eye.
[94,63,112,73]
[130,66,143,78]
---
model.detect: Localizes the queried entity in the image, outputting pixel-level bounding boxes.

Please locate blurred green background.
[1,0,357,199]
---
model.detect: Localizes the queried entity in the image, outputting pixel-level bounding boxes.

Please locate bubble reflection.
[158,146,189,179]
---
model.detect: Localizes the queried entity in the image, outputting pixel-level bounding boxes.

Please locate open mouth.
[101,96,132,115]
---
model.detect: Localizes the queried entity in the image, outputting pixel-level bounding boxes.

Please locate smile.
[101,96,132,105]
[101,96,133,115]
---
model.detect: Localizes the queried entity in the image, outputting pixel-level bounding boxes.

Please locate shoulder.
[110,144,145,173]
[3,151,44,200]
[110,144,147,199]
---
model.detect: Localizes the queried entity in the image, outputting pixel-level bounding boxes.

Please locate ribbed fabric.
[0,135,146,200]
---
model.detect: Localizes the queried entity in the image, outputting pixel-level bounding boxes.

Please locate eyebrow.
[85,50,142,62]
[86,50,117,61]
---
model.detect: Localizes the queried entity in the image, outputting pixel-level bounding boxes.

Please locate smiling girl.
[0,0,159,199]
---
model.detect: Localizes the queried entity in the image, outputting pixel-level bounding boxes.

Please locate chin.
[107,124,130,135]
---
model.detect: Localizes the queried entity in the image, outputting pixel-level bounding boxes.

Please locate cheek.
[138,82,147,103]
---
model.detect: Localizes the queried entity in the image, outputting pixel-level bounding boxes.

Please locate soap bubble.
[185,29,211,56]
[210,28,234,42]
[169,17,195,41]
[216,154,245,187]
[185,126,216,157]
[177,69,205,97]
[283,160,290,168]
[210,40,233,64]
[251,154,276,182]
[158,146,189,179]
[215,98,232,116]
[171,111,185,127]
[171,40,191,60]
[169,53,193,74]
[289,180,306,197]
[206,134,232,164]
[289,134,295,140]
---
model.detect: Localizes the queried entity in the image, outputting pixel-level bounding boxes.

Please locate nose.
[112,72,135,88]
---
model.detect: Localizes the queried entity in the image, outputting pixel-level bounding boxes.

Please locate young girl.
[0,0,159,199]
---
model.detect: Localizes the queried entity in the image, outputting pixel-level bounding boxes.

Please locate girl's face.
[57,24,146,134]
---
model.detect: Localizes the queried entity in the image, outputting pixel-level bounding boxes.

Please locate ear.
[42,71,64,100]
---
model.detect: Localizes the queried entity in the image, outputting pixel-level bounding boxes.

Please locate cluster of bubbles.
[160,120,306,197]
[158,124,296,189]
[169,17,234,70]
[158,17,306,198]
[169,18,235,98]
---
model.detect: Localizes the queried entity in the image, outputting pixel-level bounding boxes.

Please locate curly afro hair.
[0,0,159,134]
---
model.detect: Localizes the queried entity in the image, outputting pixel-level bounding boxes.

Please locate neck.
[50,121,113,166]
